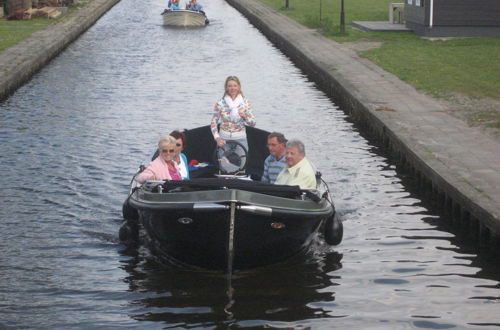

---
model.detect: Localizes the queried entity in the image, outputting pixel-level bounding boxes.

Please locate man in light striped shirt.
[261,132,287,184]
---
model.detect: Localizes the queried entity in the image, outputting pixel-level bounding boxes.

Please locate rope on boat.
[320,176,335,208]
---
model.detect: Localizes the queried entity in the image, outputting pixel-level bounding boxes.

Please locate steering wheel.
[215,140,248,174]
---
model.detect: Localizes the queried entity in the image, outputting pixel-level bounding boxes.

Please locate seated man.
[186,0,203,11]
[275,139,317,189]
[261,132,287,184]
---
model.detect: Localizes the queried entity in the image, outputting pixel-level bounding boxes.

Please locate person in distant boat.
[186,0,203,11]
[170,129,190,180]
[275,139,317,189]
[168,0,180,10]
[261,132,287,184]
[136,135,182,183]
[210,76,256,153]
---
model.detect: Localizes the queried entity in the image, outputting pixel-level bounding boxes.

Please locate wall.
[404,0,427,26]
[405,0,500,36]
[434,0,500,26]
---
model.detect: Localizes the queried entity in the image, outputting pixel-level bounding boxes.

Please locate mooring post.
[340,0,345,33]
[320,0,322,21]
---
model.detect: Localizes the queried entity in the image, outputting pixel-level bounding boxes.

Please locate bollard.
[340,0,345,33]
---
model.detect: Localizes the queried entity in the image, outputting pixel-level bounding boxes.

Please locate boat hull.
[121,125,341,270]
[162,10,207,27]
[129,188,333,270]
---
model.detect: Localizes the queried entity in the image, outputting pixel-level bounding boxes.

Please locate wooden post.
[320,0,322,21]
[340,0,345,33]
[285,0,289,9]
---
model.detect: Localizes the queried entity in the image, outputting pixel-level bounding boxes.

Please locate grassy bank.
[260,0,500,129]
[0,3,87,52]
[0,19,55,52]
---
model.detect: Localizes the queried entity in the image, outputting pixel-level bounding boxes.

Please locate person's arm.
[180,153,190,179]
[301,174,317,189]
[136,167,155,183]
[274,169,286,185]
[297,162,317,189]
[240,99,256,127]
[261,158,270,183]
[211,102,226,146]
[210,103,221,139]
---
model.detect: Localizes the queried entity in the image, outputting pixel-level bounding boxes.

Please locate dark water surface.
[1,0,499,328]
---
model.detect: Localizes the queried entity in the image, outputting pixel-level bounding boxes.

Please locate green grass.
[363,37,500,99]
[261,0,396,35]
[0,3,86,52]
[0,19,55,52]
[260,0,500,101]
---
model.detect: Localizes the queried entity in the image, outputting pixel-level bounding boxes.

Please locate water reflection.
[123,247,343,327]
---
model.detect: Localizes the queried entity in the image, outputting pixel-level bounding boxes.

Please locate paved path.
[227,0,500,238]
[352,21,411,32]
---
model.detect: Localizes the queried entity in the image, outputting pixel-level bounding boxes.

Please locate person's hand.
[238,108,246,117]
[216,137,226,147]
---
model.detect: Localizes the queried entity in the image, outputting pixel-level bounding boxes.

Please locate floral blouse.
[210,95,256,139]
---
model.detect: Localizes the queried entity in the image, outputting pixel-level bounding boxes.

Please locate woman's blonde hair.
[158,135,177,149]
[223,75,244,98]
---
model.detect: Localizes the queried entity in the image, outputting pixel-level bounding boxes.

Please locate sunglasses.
[161,149,175,153]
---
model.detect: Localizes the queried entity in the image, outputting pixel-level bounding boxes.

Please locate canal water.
[0,0,498,328]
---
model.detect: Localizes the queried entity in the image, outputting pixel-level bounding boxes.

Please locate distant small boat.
[162,9,209,27]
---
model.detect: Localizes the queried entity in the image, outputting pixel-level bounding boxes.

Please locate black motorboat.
[120,126,342,271]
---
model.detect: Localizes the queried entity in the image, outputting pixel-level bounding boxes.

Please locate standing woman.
[210,76,256,152]
[136,136,182,183]
[170,130,190,180]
